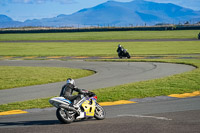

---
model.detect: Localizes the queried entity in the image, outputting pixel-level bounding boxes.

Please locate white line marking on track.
[118,114,172,121]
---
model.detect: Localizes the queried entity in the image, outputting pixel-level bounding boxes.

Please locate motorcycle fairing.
[49,97,71,108]
[82,98,96,117]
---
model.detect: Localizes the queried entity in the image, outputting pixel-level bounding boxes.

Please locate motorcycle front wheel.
[56,108,75,124]
[94,103,106,120]
[126,52,131,59]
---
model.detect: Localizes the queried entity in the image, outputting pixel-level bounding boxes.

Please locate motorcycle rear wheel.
[56,108,75,124]
[94,104,106,120]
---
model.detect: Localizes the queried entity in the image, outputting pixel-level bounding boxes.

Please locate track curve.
[0,60,195,104]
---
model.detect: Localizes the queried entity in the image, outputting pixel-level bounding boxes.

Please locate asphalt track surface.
[1,97,200,132]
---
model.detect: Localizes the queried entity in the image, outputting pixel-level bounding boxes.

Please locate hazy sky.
[0,0,199,22]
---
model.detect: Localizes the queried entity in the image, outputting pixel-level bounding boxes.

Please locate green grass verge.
[0,66,94,90]
[0,97,53,112]
[0,41,200,56]
[0,59,199,112]
[0,30,199,41]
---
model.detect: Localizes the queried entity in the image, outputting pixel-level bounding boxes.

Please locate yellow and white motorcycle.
[49,90,105,124]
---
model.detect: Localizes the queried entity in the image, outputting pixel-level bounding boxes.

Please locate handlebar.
[78,89,96,97]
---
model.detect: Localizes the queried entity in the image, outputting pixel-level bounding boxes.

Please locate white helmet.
[66,78,75,86]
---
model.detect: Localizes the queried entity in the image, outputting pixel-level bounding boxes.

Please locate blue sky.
[0,0,199,22]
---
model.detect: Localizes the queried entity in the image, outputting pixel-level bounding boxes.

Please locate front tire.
[94,104,106,120]
[56,108,75,124]
[126,52,131,59]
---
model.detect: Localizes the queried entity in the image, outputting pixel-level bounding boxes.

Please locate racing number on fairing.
[82,99,96,116]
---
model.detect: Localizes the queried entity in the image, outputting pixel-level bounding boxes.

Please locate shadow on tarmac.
[0,120,59,127]
[0,118,98,127]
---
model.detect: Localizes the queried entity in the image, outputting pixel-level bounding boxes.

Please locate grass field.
[0,30,199,41]
[0,66,94,90]
[0,41,200,56]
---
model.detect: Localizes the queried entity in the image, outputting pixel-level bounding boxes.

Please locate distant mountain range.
[0,0,200,28]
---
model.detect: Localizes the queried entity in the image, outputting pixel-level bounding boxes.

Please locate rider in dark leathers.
[117,44,131,58]
[60,78,82,106]
[117,44,124,56]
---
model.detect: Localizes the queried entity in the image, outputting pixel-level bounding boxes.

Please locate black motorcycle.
[118,49,131,59]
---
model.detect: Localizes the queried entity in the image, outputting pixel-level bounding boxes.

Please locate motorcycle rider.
[117,44,124,56]
[117,44,131,58]
[60,78,82,108]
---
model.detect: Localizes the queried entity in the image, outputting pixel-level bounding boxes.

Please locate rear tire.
[56,108,75,124]
[118,54,122,59]
[94,104,106,120]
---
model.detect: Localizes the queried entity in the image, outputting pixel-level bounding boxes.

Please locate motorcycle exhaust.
[59,104,79,115]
